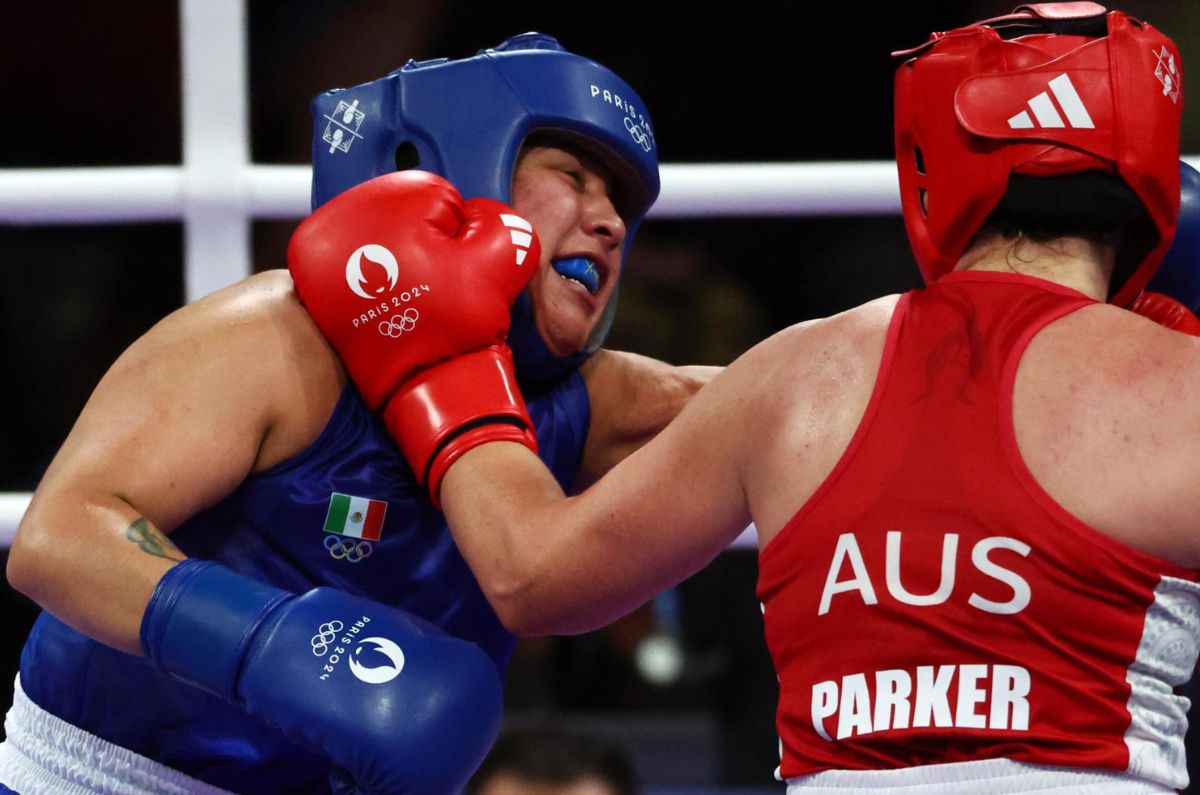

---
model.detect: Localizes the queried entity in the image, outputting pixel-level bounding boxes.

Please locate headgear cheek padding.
[894,3,1182,305]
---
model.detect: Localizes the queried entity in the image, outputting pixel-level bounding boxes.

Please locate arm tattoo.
[125,517,184,561]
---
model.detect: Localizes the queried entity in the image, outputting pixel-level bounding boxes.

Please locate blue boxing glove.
[1145,160,1200,312]
[141,559,502,795]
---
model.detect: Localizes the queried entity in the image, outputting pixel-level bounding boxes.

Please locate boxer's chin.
[532,299,595,358]
[529,268,597,357]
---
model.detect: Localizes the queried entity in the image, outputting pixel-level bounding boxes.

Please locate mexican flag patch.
[324,493,387,540]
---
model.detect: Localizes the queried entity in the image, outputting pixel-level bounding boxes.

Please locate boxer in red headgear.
[346,4,1200,793]
[894,2,1182,305]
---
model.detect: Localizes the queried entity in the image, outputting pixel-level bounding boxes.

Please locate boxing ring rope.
[0,0,1196,549]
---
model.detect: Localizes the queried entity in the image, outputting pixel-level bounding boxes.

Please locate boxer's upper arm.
[8,271,342,652]
[576,349,721,489]
[40,274,327,527]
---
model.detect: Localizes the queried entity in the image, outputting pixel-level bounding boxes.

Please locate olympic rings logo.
[311,620,345,656]
[325,534,374,563]
[379,307,419,338]
[624,117,653,152]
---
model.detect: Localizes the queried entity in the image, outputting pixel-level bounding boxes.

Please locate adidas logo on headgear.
[1007,74,1094,130]
[500,214,534,265]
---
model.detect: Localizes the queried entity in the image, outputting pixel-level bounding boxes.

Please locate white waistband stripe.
[787,757,1176,794]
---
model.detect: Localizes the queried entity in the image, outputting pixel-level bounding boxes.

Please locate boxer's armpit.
[125,517,184,561]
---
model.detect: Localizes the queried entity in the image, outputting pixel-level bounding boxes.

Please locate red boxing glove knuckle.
[1131,291,1200,336]
[289,173,537,499]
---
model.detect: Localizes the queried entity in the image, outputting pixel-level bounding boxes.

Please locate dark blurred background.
[1,1,1198,789]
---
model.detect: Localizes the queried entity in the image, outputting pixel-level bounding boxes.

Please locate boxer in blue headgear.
[310,32,659,383]
[2,32,716,795]
[1127,161,1200,333]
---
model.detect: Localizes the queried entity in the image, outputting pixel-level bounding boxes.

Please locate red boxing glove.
[288,171,541,501]
[1130,291,1200,337]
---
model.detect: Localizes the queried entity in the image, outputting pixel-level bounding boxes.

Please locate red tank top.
[757,271,1200,785]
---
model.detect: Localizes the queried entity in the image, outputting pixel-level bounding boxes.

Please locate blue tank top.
[18,375,590,794]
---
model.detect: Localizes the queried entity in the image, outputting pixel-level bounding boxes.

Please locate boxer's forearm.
[8,489,181,655]
[443,349,761,635]
[441,440,735,636]
[440,443,574,633]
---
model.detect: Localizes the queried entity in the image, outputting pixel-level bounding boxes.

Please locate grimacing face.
[511,142,627,357]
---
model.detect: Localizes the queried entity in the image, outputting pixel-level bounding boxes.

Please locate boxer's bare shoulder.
[741,293,900,389]
[195,269,347,472]
[166,269,341,375]
[1015,302,1200,565]
[735,293,901,539]
[72,270,345,493]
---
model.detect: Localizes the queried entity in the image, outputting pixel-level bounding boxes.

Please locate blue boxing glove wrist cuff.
[140,559,293,701]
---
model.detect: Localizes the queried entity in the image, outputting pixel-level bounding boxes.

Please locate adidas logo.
[1007,74,1094,130]
[500,214,534,265]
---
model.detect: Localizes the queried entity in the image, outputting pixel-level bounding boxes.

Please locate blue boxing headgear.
[310,33,660,384]
[1146,161,1200,312]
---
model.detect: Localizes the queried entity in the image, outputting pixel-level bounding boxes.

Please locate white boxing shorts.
[0,675,237,795]
[787,757,1178,794]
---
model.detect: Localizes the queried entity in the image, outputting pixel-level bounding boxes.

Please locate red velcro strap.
[426,423,537,508]
[382,345,536,495]
[955,41,1113,155]
[1013,3,1107,21]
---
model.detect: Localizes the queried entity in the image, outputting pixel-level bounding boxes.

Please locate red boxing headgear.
[894,2,1183,305]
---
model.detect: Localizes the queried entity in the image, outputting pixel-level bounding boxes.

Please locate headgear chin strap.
[894,2,1182,305]
[310,33,660,384]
